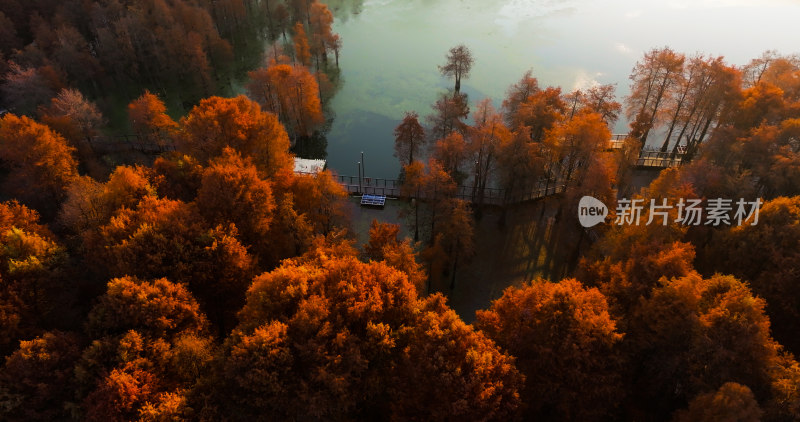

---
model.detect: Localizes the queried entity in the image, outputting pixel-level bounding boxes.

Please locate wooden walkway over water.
[334,174,565,206]
[83,132,682,204]
[608,134,685,169]
[86,134,175,155]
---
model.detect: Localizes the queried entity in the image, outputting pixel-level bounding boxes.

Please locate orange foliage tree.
[394,111,426,166]
[76,276,213,421]
[476,278,625,420]
[625,273,798,419]
[0,331,82,420]
[0,113,78,216]
[246,62,324,141]
[364,220,426,291]
[292,22,311,67]
[127,90,178,146]
[706,196,800,354]
[200,256,522,420]
[83,196,255,335]
[177,96,293,177]
[196,148,275,251]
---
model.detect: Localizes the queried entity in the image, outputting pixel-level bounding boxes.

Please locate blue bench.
[360,194,386,208]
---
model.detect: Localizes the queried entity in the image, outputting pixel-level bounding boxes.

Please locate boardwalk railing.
[335,174,565,206]
[86,134,176,155]
[636,150,683,168]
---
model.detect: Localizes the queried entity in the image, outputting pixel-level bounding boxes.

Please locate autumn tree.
[502,70,540,126]
[401,160,426,241]
[292,22,312,66]
[626,47,685,144]
[288,170,349,235]
[127,90,178,146]
[439,44,474,94]
[261,192,314,267]
[59,165,154,234]
[741,50,780,89]
[706,196,800,354]
[0,331,82,420]
[431,131,468,183]
[195,148,276,251]
[577,168,696,315]
[308,2,336,67]
[434,199,474,289]
[151,153,205,203]
[495,126,544,205]
[418,160,457,245]
[83,196,255,335]
[673,383,763,422]
[199,256,522,420]
[1,63,61,116]
[0,113,78,217]
[581,83,622,126]
[246,62,324,141]
[40,88,103,140]
[469,99,512,203]
[0,223,69,355]
[545,111,611,192]
[394,111,426,166]
[625,273,792,419]
[510,86,567,142]
[178,95,293,177]
[427,90,470,140]
[476,278,624,420]
[76,276,213,421]
[364,220,426,291]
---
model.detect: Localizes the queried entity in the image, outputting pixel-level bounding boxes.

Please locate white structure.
[293,158,327,175]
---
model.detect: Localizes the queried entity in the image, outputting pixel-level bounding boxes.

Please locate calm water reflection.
[323,0,799,179]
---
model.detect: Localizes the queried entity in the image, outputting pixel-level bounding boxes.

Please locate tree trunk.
[449,250,459,289]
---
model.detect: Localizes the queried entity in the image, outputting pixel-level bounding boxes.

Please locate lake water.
[322,0,799,179]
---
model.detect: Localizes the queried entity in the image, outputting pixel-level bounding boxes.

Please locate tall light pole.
[357,161,362,194]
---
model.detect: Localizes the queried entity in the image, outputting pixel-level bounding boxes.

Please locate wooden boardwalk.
[635,150,683,168]
[607,135,685,169]
[335,174,565,206]
[86,134,175,155]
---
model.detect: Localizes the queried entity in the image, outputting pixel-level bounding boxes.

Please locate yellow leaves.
[1,227,63,277]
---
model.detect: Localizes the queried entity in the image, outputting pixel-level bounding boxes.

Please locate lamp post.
[357,161,362,195]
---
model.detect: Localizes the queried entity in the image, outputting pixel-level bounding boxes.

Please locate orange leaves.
[476,279,623,420]
[0,331,81,420]
[675,382,762,422]
[0,113,78,215]
[86,276,208,340]
[293,22,311,67]
[212,256,521,420]
[394,111,426,166]
[288,170,348,235]
[196,148,275,243]
[628,273,780,410]
[127,90,177,136]
[178,95,293,177]
[365,220,426,291]
[246,61,324,140]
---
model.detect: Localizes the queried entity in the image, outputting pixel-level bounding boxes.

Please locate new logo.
[578,196,608,228]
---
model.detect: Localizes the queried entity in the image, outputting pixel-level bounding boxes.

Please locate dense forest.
[1,0,800,421]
